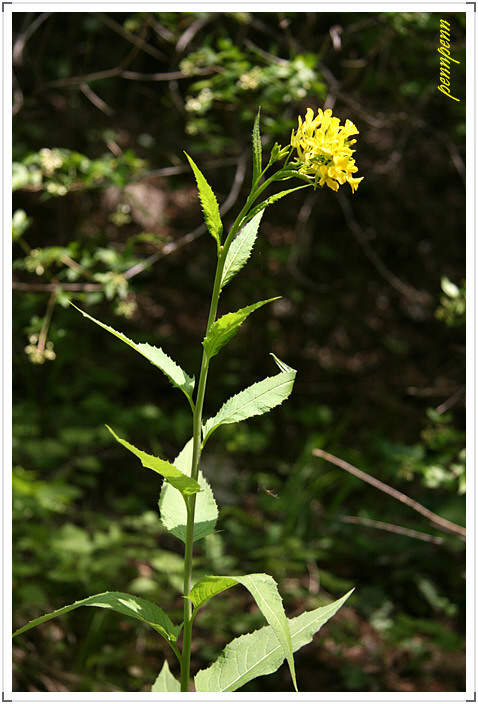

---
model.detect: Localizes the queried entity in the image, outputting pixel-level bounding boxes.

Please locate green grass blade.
[221,211,263,288]
[13,591,182,649]
[71,304,195,403]
[107,426,201,498]
[195,590,354,692]
[185,152,223,249]
[203,298,279,360]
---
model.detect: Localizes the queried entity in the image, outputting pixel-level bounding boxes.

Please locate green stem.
[179,185,263,692]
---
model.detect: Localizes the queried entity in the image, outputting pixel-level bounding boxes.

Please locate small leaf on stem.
[152,660,181,692]
[252,108,262,186]
[203,367,296,443]
[107,426,201,498]
[203,298,279,360]
[185,152,223,250]
[221,211,263,288]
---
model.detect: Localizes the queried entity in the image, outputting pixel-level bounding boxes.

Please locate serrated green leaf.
[195,590,353,692]
[185,152,223,249]
[159,439,218,543]
[188,575,238,611]
[203,298,278,360]
[252,108,262,186]
[203,368,296,442]
[70,304,195,404]
[151,660,181,692]
[221,211,263,289]
[245,185,309,223]
[189,573,297,691]
[106,426,201,498]
[12,591,182,649]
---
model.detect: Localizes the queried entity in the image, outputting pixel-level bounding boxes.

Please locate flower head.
[290,108,363,193]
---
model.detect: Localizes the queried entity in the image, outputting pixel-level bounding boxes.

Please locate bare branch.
[313,448,466,539]
[93,12,165,62]
[335,514,445,545]
[80,83,114,117]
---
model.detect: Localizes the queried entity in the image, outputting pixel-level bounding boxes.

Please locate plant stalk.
[179,184,265,691]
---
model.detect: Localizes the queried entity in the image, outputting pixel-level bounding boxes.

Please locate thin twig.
[37,288,57,354]
[80,82,114,116]
[312,448,466,539]
[175,15,213,53]
[334,514,445,545]
[13,12,51,66]
[93,12,165,62]
[41,66,214,90]
[336,189,430,305]
[13,282,104,292]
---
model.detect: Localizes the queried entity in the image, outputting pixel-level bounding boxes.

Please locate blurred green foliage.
[12,10,465,693]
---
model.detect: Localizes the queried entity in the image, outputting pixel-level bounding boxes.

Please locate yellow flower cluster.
[290,108,363,193]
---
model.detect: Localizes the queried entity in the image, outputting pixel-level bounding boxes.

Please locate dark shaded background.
[12,11,466,693]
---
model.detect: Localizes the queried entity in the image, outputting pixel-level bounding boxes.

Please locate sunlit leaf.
[203,361,296,442]
[189,573,297,691]
[151,660,181,692]
[221,211,263,288]
[12,591,182,649]
[203,298,278,360]
[107,426,201,498]
[252,108,262,186]
[245,185,309,222]
[159,439,218,543]
[195,590,353,692]
[185,152,223,249]
[71,304,195,404]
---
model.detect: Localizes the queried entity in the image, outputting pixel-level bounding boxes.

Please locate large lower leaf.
[202,298,278,361]
[188,573,297,691]
[185,152,223,249]
[71,304,195,404]
[159,439,218,543]
[12,591,182,651]
[203,366,296,443]
[107,426,201,498]
[195,590,353,692]
[151,660,181,692]
[221,211,263,289]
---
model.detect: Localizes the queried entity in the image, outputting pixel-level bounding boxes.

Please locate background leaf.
[151,660,181,692]
[203,369,296,442]
[185,152,223,249]
[159,439,218,542]
[71,304,195,403]
[203,298,279,360]
[107,426,201,498]
[221,211,263,288]
[13,591,182,648]
[194,590,353,692]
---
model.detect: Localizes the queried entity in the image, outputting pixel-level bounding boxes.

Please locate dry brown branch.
[93,13,165,62]
[334,515,445,545]
[312,448,466,539]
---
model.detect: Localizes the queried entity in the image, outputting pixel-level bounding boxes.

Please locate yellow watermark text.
[437,19,460,102]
